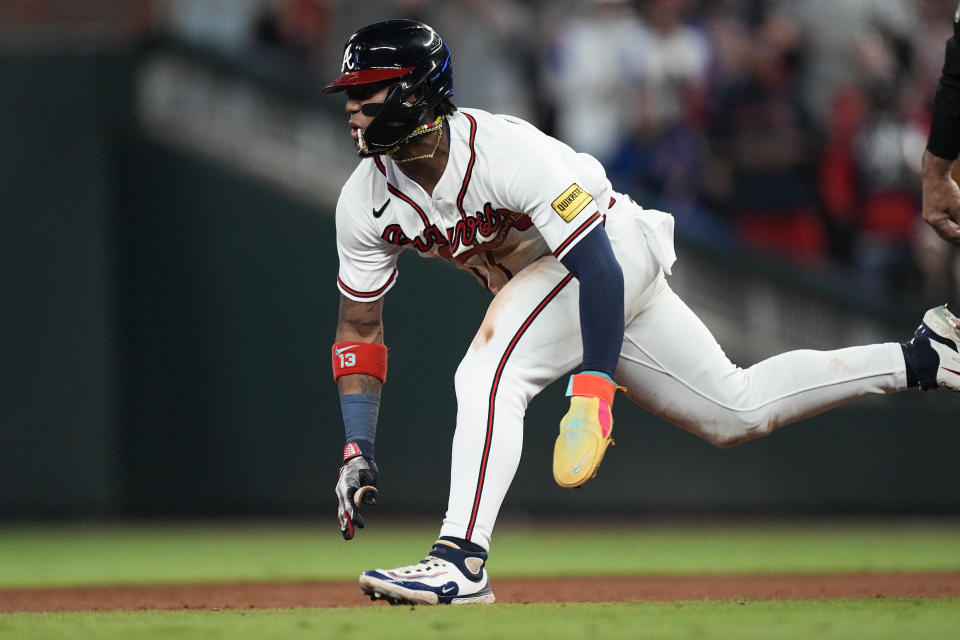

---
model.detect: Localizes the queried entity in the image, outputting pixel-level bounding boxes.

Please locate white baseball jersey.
[335,108,616,300]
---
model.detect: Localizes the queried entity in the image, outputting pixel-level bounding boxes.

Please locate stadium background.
[2,0,959,523]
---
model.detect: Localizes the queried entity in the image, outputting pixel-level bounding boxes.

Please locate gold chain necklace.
[405,116,443,139]
[392,119,444,164]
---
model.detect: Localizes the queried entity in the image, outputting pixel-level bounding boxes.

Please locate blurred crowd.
[162,0,960,302]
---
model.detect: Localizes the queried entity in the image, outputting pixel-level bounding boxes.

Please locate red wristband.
[568,372,618,406]
[332,342,388,382]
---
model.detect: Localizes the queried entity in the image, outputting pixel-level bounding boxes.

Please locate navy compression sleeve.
[341,393,379,459]
[559,225,624,378]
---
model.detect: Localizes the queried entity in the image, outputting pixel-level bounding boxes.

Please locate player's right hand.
[335,442,379,540]
[922,150,960,246]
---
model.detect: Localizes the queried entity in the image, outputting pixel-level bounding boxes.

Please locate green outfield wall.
[0,51,134,516]
[2,51,958,518]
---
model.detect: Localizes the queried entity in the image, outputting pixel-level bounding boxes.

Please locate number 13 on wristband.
[332,342,388,382]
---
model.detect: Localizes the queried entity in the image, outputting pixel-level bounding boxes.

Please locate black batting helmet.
[323,19,454,155]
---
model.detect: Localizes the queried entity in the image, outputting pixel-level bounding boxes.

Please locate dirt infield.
[3,573,960,612]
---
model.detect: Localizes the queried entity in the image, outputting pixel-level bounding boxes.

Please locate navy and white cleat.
[911,305,960,391]
[359,540,495,605]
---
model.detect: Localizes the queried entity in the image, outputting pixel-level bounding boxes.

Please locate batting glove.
[553,372,622,488]
[336,442,379,540]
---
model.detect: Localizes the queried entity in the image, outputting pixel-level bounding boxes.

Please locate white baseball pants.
[438,203,908,550]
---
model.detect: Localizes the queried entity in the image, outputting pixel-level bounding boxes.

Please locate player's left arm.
[555,225,625,452]
[559,225,624,380]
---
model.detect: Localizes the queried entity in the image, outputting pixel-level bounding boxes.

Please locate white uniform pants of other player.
[439,197,907,550]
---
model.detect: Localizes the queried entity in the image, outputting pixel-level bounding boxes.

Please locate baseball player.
[328,19,960,606]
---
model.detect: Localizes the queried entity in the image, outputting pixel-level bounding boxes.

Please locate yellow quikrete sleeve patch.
[551,183,594,222]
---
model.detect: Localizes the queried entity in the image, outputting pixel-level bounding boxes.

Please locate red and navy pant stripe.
[465,273,575,541]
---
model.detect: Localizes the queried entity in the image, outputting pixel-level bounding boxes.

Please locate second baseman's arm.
[923,6,960,245]
[921,150,960,245]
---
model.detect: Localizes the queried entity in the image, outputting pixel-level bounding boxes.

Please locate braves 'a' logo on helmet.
[342,44,357,72]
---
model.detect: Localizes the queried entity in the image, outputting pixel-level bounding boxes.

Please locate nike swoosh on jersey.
[335,345,359,355]
[373,199,390,218]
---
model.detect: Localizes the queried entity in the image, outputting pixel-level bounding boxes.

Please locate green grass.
[2,600,960,640]
[1,518,959,588]
[2,519,958,639]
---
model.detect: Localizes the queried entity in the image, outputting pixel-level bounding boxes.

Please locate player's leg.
[615,280,909,447]
[360,257,586,605]
[439,257,584,550]
[433,204,669,551]
[435,222,677,547]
